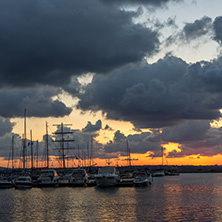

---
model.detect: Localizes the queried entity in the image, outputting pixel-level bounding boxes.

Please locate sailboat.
[119,139,134,187]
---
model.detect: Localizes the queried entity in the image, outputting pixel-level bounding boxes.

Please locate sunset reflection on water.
[1,174,222,221]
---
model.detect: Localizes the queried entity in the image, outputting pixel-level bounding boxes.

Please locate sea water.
[1,173,222,222]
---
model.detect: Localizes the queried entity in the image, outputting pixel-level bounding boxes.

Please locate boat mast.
[90,136,93,167]
[126,138,131,167]
[12,135,14,169]
[78,144,80,167]
[23,109,27,170]
[46,121,49,168]
[161,146,164,166]
[53,122,74,168]
[36,140,38,168]
[87,141,89,167]
[30,129,33,169]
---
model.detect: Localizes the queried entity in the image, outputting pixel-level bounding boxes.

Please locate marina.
[0,173,222,221]
[0,167,153,189]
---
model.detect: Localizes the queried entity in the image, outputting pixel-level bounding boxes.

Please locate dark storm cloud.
[161,120,211,143]
[0,0,159,87]
[181,16,213,42]
[213,16,222,43]
[0,87,72,118]
[82,120,102,133]
[77,55,222,129]
[62,77,82,97]
[100,0,183,7]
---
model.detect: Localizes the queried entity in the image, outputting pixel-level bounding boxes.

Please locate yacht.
[14,175,32,189]
[152,169,165,177]
[58,172,72,187]
[0,175,13,188]
[95,166,119,187]
[134,172,151,187]
[69,168,88,186]
[118,171,134,187]
[35,169,59,187]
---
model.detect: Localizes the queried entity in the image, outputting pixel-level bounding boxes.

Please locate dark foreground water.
[1,173,222,222]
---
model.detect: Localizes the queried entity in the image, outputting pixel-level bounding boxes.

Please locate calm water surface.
[1,173,222,222]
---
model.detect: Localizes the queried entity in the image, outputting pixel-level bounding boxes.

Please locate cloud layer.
[0,87,72,118]
[77,55,222,128]
[0,0,159,88]
[2,0,222,162]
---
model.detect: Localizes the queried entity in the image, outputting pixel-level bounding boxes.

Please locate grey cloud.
[104,130,161,155]
[0,133,21,159]
[100,0,183,7]
[0,0,159,87]
[0,118,15,137]
[181,16,213,42]
[82,120,102,133]
[214,16,222,43]
[62,77,82,97]
[104,124,113,131]
[162,120,211,143]
[77,55,222,128]
[0,87,72,118]
[164,16,213,47]
[161,120,222,158]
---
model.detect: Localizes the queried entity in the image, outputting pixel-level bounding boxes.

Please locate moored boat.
[0,175,13,189]
[152,169,165,177]
[118,171,134,187]
[14,175,32,189]
[134,172,150,187]
[95,166,119,187]
[69,168,88,186]
[58,172,72,187]
[35,169,59,187]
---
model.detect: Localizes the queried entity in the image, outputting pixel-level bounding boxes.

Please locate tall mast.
[90,136,93,167]
[30,130,33,169]
[36,140,38,168]
[61,123,65,168]
[161,146,164,166]
[12,135,14,169]
[46,121,49,168]
[126,138,131,167]
[53,122,74,169]
[87,142,89,167]
[23,109,27,170]
[78,144,80,167]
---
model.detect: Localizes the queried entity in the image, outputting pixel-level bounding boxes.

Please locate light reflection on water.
[1,173,222,221]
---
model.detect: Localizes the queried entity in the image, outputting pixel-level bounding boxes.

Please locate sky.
[1,0,222,168]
